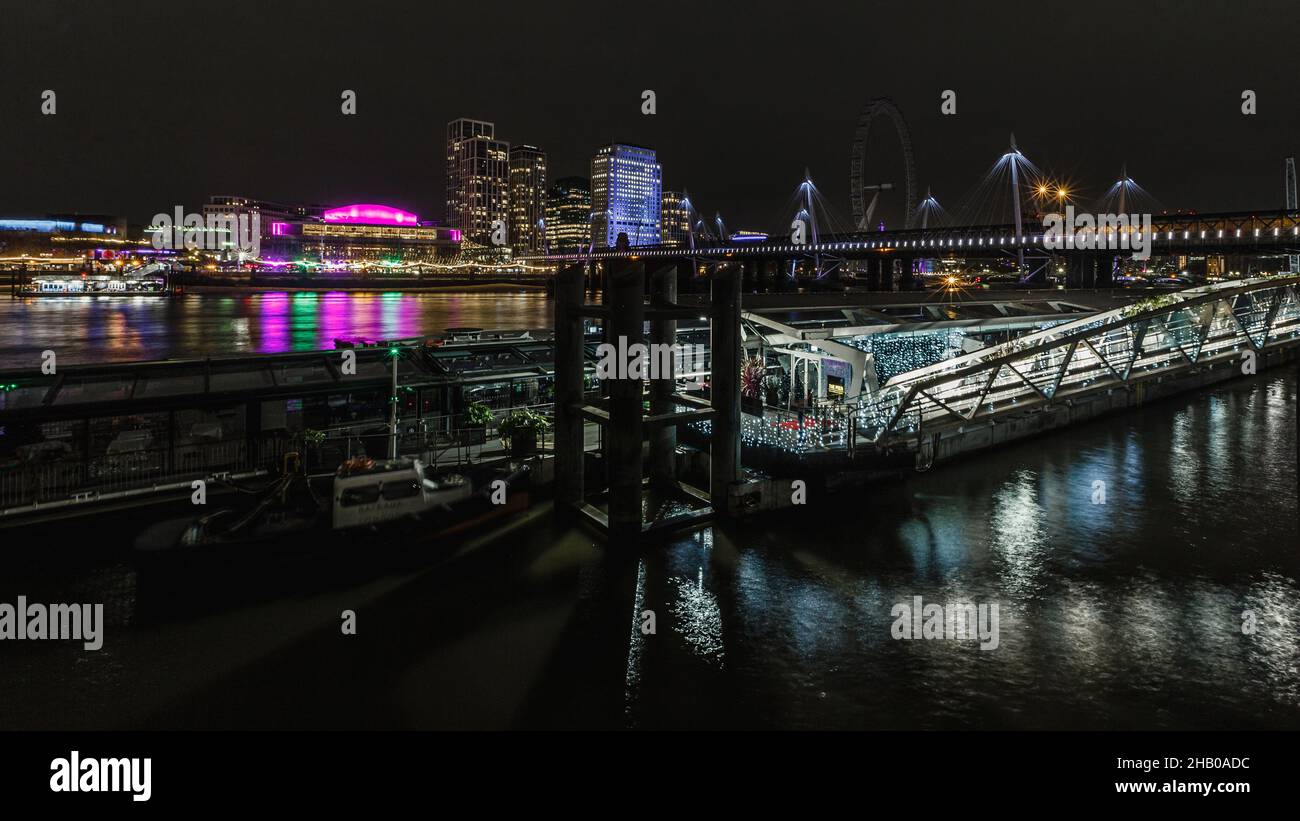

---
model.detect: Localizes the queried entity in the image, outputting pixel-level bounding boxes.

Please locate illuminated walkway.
[732,276,1300,456]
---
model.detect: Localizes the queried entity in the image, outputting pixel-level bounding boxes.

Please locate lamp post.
[388,346,400,460]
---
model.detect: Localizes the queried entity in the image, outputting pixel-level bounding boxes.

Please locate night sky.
[3,0,1298,232]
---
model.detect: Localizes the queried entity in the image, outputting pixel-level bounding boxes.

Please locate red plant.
[741,357,766,399]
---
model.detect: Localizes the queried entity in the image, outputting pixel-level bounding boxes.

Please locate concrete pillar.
[649,264,677,484]
[606,250,645,538]
[1066,252,1109,288]
[1065,254,1082,288]
[554,263,586,509]
[710,262,742,513]
[899,257,917,290]
[676,257,695,296]
[1096,253,1115,287]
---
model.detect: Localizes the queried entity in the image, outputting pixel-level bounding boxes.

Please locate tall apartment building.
[446,118,510,249]
[590,143,661,248]
[508,144,547,254]
[546,177,592,253]
[660,190,691,247]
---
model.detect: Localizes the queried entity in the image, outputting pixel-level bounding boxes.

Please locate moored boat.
[133,457,530,562]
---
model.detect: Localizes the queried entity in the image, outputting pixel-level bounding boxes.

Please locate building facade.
[446,118,511,251]
[660,190,691,247]
[509,145,547,254]
[0,215,135,270]
[258,203,460,267]
[546,177,591,253]
[204,196,324,225]
[590,143,661,248]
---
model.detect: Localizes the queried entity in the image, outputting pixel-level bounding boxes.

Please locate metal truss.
[855,276,1300,441]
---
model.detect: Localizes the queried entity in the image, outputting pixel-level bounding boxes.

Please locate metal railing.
[716,276,1300,456]
[300,403,557,473]
[856,275,1300,441]
[0,437,292,512]
[0,403,561,512]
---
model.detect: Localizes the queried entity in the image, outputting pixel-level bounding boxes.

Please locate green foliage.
[464,401,495,428]
[497,407,551,444]
[1122,293,1182,318]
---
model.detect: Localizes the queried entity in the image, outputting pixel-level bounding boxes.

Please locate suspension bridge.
[528,97,1300,290]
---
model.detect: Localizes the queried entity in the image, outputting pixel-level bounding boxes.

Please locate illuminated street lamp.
[389,346,401,459]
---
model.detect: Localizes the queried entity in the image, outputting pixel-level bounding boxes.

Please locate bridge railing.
[855,275,1300,441]
[718,276,1300,456]
[528,209,1300,263]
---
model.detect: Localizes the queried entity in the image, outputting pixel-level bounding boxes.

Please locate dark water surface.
[621,370,1300,729]
[0,292,1297,729]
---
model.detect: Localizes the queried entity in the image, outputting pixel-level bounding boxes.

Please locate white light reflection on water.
[624,558,648,718]
[988,470,1048,599]
[1242,571,1300,710]
[1167,413,1201,516]
[668,565,725,667]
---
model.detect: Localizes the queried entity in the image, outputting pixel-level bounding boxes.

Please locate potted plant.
[462,401,493,446]
[741,356,767,416]
[300,428,335,472]
[497,408,551,456]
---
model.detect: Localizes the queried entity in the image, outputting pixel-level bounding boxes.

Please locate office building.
[590,143,661,248]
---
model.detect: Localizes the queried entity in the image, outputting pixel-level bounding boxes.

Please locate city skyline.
[3,0,1300,777]
[4,2,1300,234]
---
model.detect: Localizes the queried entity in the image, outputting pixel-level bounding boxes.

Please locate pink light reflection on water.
[318,292,352,350]
[256,292,291,354]
[0,290,553,369]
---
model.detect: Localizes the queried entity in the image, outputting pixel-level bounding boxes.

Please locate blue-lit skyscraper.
[590,143,661,248]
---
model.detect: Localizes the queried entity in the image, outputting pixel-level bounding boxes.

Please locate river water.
[0,291,1297,729]
[0,290,554,369]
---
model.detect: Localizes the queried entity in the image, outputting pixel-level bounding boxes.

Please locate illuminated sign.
[322,204,419,226]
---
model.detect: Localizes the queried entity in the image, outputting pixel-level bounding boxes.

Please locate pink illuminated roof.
[322,204,420,225]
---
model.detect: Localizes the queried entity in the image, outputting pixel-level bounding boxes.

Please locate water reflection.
[989,470,1048,599]
[668,568,725,665]
[0,291,553,368]
[623,371,1300,728]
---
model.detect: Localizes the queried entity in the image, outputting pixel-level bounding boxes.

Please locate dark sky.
[3,0,1298,231]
